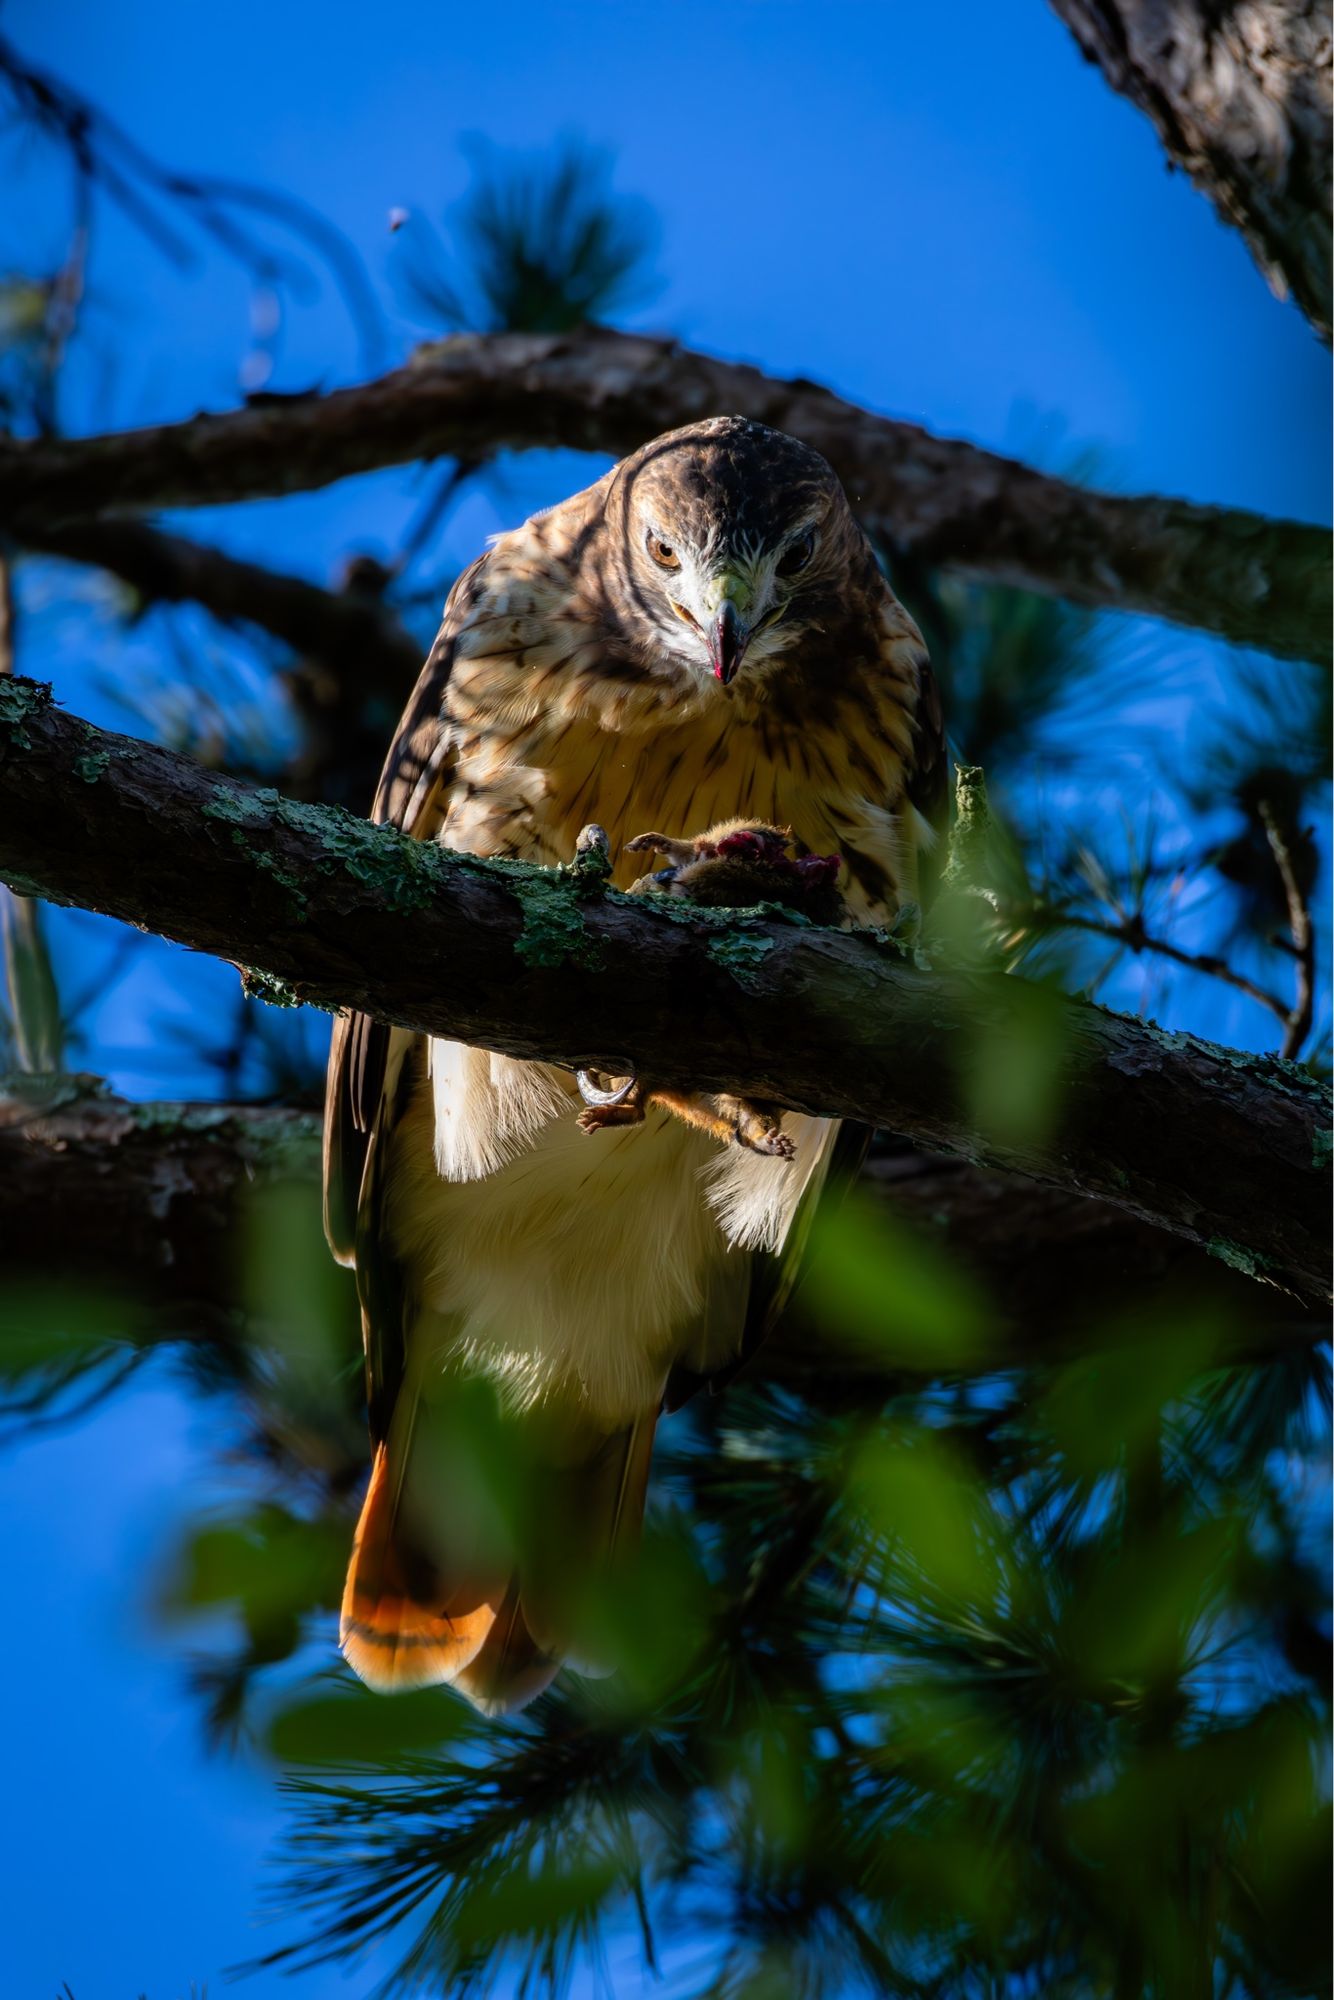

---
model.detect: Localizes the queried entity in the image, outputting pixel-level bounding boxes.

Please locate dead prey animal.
[576,821,843,1159]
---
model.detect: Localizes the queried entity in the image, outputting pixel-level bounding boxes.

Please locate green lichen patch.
[239,965,302,1008]
[308,807,445,915]
[0,674,52,751]
[202,782,267,827]
[512,873,601,970]
[73,747,111,783]
[127,1098,322,1174]
[708,931,776,992]
[1314,1126,1333,1172]
[1206,1238,1273,1281]
[622,886,817,934]
[129,1100,236,1137]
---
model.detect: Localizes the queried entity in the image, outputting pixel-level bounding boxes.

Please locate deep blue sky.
[2,2,1328,1995]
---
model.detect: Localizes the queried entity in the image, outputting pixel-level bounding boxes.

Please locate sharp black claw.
[576,1068,638,1108]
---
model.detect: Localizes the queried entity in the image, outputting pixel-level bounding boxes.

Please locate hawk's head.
[609,416,864,689]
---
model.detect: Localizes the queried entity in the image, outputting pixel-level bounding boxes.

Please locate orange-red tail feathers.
[341,1405,660,1714]
[339,1443,505,1694]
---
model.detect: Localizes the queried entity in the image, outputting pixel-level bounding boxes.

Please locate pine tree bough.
[1052,0,1333,343]
[0,329,1327,663]
[0,677,1328,1301]
[1,1080,1322,1369]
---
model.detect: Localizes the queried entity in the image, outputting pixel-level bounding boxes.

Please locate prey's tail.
[340,1396,659,1714]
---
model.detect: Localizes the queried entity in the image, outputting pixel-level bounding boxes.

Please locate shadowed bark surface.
[1053,0,1333,340]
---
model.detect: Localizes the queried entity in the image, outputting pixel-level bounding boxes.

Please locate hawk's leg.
[576,1073,649,1136]
[577,1097,649,1135]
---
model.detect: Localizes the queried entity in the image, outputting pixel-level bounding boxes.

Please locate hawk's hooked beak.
[705,577,752,686]
[709,601,749,685]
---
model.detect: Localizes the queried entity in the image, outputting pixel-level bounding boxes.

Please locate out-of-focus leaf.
[162,1502,345,1644]
[572,1515,714,1708]
[805,1195,994,1370]
[963,974,1068,1153]
[266,1679,473,1766]
[1040,1316,1223,1479]
[849,1424,1008,1610]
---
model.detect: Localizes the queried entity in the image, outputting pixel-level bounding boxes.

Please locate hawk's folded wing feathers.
[322,555,490,1434]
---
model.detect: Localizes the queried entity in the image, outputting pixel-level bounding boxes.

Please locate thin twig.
[1258,801,1316,1061]
[1009,903,1292,1027]
[0,31,385,370]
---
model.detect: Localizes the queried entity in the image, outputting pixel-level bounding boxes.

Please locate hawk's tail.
[339,1441,509,1694]
[340,1405,658,1714]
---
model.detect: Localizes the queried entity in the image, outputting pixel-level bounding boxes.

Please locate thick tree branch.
[1052,0,1332,341]
[0,329,1326,662]
[14,518,422,682]
[0,1078,319,1323]
[0,678,1327,1300]
[2,1080,1320,1372]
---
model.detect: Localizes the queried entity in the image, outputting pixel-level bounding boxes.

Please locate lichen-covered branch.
[0,678,1327,1300]
[0,329,1326,662]
[1051,0,1332,342]
[3,1078,1320,1369]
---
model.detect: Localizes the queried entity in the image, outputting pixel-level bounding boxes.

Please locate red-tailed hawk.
[324,416,946,1712]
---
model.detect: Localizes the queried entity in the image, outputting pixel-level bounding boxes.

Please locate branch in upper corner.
[0,329,1327,662]
[1050,0,1332,343]
[0,678,1327,1300]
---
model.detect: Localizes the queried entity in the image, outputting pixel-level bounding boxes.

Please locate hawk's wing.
[322,554,489,1434]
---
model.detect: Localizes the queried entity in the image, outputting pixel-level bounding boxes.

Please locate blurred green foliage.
[225,1287,1327,2000]
[115,1179,1318,2000]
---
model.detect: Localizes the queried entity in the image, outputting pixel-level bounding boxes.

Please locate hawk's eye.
[776,530,815,578]
[647,534,681,572]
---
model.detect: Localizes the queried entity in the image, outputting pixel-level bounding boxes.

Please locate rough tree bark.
[0,678,1327,1301]
[3,1078,1321,1370]
[1052,0,1333,341]
[0,330,1326,663]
